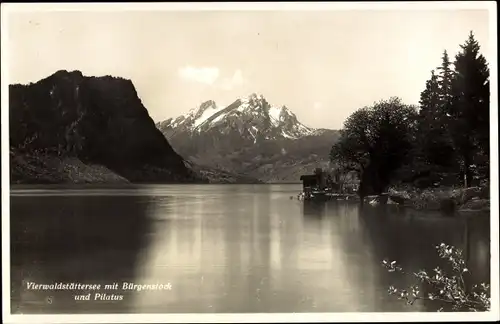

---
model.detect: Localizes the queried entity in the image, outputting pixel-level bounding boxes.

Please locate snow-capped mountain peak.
[189,99,217,117]
[190,100,224,128]
[157,94,316,141]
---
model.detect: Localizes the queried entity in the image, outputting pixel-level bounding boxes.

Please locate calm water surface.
[10,184,490,313]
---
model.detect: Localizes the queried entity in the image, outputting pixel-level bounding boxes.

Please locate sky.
[4,3,493,129]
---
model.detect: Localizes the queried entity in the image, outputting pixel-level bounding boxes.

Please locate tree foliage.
[447,32,490,186]
[417,68,455,169]
[330,31,490,191]
[330,97,418,195]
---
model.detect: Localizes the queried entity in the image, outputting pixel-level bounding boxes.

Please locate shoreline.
[8,184,491,216]
[387,185,490,215]
[9,182,303,190]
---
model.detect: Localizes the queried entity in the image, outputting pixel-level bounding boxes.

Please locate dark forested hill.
[9,70,203,184]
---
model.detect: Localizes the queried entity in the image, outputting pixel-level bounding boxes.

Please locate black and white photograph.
[1,2,498,323]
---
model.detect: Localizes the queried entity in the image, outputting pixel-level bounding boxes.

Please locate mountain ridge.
[156,93,325,141]
[157,94,340,183]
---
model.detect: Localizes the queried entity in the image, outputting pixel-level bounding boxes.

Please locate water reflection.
[10,185,490,313]
[302,201,327,218]
[10,193,154,314]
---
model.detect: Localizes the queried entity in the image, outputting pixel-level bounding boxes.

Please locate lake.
[9,184,490,313]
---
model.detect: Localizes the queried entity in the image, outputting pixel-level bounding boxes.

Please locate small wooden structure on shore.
[298,168,359,201]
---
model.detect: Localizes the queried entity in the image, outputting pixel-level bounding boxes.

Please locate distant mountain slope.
[9,70,203,184]
[157,94,340,183]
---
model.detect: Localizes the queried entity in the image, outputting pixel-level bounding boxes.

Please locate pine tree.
[435,50,457,169]
[437,50,454,109]
[419,70,441,123]
[437,50,455,137]
[448,31,490,186]
[417,70,454,169]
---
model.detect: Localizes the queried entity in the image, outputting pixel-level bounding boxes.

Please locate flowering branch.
[382,243,490,312]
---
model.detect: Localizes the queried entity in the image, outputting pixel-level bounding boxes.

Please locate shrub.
[382,243,490,312]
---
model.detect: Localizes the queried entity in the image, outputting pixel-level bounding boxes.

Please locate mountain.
[158,94,317,142]
[9,70,203,184]
[157,94,340,183]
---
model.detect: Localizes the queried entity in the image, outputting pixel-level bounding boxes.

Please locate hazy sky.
[5,4,492,129]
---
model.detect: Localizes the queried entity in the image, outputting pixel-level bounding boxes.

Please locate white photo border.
[1,2,498,323]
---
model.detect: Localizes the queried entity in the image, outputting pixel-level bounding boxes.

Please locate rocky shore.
[386,185,490,215]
